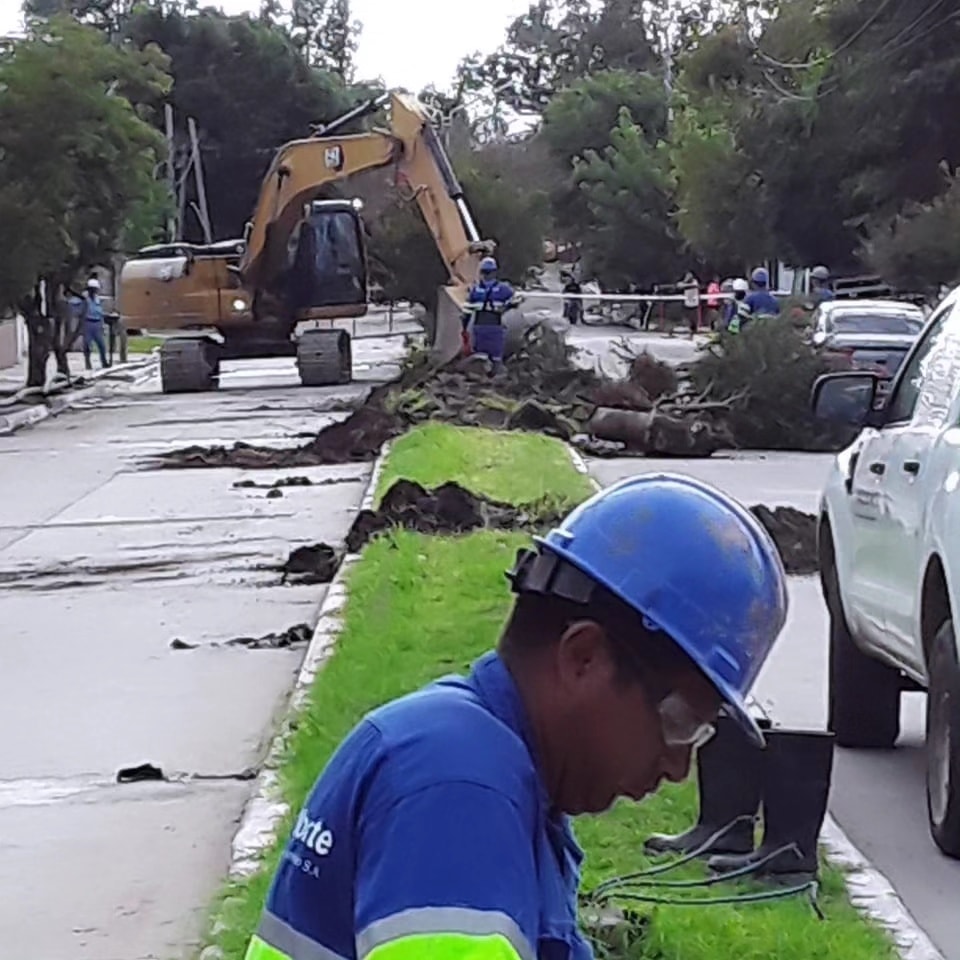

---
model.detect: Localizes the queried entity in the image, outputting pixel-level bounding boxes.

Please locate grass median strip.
[204,424,894,960]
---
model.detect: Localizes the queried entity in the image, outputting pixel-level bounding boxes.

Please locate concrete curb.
[569,443,943,960]
[229,442,391,879]
[820,816,944,960]
[0,356,156,436]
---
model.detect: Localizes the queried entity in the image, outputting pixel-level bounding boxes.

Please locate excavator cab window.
[287,201,367,315]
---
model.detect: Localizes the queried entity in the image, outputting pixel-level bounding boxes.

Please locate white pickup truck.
[812,284,960,858]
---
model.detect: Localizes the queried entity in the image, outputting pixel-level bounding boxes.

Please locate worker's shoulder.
[365,677,538,801]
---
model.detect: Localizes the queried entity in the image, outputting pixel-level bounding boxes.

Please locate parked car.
[810,299,925,379]
[811,284,960,858]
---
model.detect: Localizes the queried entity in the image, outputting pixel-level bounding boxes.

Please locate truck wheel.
[926,619,960,857]
[824,559,901,748]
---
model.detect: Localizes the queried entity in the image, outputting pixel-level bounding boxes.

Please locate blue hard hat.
[750,267,769,286]
[536,473,788,745]
[480,256,498,273]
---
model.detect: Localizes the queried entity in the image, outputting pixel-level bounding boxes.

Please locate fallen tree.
[152,314,857,470]
[685,320,857,451]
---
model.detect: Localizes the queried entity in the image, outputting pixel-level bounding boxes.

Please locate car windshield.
[830,312,923,335]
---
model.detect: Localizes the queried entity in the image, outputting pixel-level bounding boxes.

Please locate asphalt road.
[0,341,405,960]
[589,453,960,959]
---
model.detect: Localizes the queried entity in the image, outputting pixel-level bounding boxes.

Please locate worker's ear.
[555,620,612,692]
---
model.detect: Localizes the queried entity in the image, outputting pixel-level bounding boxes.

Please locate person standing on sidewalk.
[243,475,788,960]
[80,277,109,370]
[705,275,722,330]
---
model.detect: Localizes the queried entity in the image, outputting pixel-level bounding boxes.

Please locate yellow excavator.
[117,91,496,393]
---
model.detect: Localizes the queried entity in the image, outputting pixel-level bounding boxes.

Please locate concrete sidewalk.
[0,337,407,960]
[0,352,157,436]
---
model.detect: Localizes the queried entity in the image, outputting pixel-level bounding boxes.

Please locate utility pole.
[188,117,213,244]
[164,103,178,242]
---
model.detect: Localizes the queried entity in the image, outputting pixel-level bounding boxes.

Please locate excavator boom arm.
[239,92,492,294]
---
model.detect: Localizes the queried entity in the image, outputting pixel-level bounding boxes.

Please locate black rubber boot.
[643,712,764,858]
[707,729,835,884]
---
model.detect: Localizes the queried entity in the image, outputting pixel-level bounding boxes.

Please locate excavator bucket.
[433,285,465,364]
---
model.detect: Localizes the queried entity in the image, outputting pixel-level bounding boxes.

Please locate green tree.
[0,16,170,386]
[574,109,682,287]
[668,29,772,271]
[540,69,668,245]
[865,172,960,294]
[315,0,358,80]
[366,144,550,309]
[123,8,356,240]
[460,0,659,116]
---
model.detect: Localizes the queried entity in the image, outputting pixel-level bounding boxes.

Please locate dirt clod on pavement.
[749,505,818,575]
[117,763,165,783]
[345,479,565,554]
[170,622,314,650]
[281,542,341,584]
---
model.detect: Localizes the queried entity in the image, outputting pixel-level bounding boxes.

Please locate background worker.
[810,265,834,305]
[724,277,752,332]
[244,474,789,960]
[745,266,781,318]
[561,268,583,325]
[705,275,722,330]
[460,256,514,370]
[80,276,109,369]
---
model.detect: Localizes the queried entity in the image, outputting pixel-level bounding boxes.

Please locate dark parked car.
[810,299,925,378]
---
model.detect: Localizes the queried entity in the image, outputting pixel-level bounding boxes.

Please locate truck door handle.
[869,461,886,475]
[902,459,921,475]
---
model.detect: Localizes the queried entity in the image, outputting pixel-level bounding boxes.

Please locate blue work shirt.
[249,652,592,960]
[462,279,515,328]
[83,293,105,323]
[812,287,835,305]
[744,289,780,316]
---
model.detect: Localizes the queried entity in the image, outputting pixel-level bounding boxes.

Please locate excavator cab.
[285,199,368,320]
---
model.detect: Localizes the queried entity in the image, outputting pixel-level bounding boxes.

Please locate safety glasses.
[656,692,716,750]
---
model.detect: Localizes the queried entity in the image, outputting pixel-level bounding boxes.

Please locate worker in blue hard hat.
[245,474,789,960]
[745,266,781,319]
[460,255,515,371]
[810,264,834,306]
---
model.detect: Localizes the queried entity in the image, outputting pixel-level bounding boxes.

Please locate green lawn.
[376,421,593,506]
[125,334,164,353]
[201,424,893,960]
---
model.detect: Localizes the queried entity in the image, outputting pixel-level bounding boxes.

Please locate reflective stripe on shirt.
[358,906,532,960]
[247,911,349,960]
[365,932,524,960]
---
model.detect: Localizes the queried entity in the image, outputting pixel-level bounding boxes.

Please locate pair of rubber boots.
[644,713,835,884]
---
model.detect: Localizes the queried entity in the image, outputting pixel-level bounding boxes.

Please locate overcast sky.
[0,0,529,92]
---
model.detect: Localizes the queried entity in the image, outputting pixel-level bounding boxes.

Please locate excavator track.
[296,328,352,386]
[159,338,221,394]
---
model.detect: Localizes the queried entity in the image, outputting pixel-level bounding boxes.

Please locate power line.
[755,0,956,104]
[754,0,899,71]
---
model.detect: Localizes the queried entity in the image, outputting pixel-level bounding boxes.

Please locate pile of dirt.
[154,404,404,470]
[345,478,564,553]
[340,478,818,577]
[281,542,341,584]
[749,505,818,575]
